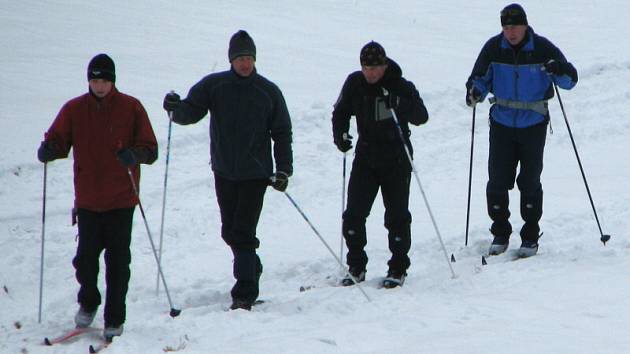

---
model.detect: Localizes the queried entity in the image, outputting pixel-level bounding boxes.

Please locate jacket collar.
[500,26,535,51]
[229,67,258,84]
[88,85,118,105]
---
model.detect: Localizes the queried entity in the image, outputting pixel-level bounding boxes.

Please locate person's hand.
[270,171,289,192]
[381,88,399,109]
[163,92,181,112]
[334,133,353,153]
[543,60,566,76]
[466,87,482,107]
[117,149,138,167]
[37,141,60,163]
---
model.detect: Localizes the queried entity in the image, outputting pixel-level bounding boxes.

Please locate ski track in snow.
[2,1,630,353]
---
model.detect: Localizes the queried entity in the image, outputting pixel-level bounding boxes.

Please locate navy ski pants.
[486,120,547,240]
[214,174,267,302]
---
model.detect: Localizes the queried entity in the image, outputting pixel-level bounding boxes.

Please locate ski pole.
[553,83,611,245]
[382,88,456,279]
[126,168,181,317]
[340,150,347,266]
[38,162,47,323]
[156,110,174,294]
[464,105,476,246]
[281,190,371,302]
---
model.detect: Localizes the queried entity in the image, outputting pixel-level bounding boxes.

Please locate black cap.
[501,3,528,26]
[360,41,387,66]
[228,30,256,62]
[87,54,115,83]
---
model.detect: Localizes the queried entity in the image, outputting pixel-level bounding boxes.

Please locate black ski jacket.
[172,68,293,180]
[332,59,428,167]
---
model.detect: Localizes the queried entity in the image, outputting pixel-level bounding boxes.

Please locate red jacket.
[45,87,158,211]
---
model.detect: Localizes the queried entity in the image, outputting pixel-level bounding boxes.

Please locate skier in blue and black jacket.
[465,3,578,257]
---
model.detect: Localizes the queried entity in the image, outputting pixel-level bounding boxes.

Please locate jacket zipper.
[512,48,520,127]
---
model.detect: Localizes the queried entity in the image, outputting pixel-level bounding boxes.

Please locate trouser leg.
[516,122,547,240]
[102,207,134,327]
[487,121,518,238]
[74,208,105,312]
[379,159,412,272]
[215,174,267,301]
[343,159,379,271]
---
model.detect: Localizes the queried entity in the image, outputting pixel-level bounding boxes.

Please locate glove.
[380,89,399,110]
[270,171,289,192]
[163,92,181,112]
[37,141,60,163]
[333,133,353,153]
[466,87,482,107]
[117,149,138,167]
[543,60,566,76]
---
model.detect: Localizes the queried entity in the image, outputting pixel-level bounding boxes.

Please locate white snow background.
[2,1,630,353]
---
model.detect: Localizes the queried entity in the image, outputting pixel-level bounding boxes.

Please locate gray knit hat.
[228,30,256,62]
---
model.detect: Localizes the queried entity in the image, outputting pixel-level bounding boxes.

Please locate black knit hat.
[87,54,115,83]
[360,41,387,66]
[228,30,256,62]
[500,3,528,26]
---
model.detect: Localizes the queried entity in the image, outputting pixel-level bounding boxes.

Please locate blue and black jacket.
[466,27,578,128]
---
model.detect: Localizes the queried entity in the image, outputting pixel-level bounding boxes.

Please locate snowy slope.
[2,1,630,353]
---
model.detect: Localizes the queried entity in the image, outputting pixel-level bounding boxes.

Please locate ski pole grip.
[167,90,175,120]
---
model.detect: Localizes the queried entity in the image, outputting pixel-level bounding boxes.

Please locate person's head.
[228,30,256,77]
[500,3,528,45]
[360,41,388,84]
[87,53,115,98]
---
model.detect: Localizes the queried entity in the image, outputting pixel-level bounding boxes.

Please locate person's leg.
[516,122,547,243]
[343,159,379,274]
[102,207,135,328]
[215,174,239,247]
[228,178,268,305]
[73,208,106,315]
[486,122,518,252]
[379,158,412,275]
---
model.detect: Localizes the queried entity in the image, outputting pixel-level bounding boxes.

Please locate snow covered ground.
[2,1,630,353]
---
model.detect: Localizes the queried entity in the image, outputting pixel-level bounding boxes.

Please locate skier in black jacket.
[163,30,293,310]
[332,41,428,288]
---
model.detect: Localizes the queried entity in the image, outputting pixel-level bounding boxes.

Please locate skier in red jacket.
[37,53,158,339]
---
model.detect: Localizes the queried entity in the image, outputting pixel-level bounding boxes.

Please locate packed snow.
[2,1,630,353]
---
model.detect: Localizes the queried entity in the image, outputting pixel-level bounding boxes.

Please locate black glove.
[270,171,289,192]
[37,141,61,163]
[466,87,482,107]
[163,92,181,112]
[543,60,566,76]
[334,133,353,153]
[380,89,399,110]
[117,149,138,167]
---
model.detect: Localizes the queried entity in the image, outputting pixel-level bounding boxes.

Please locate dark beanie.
[500,3,528,26]
[228,30,256,62]
[360,41,387,66]
[87,54,115,83]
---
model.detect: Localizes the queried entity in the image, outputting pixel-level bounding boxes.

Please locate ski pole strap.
[489,97,549,116]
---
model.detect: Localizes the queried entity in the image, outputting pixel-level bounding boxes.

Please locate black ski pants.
[214,174,267,302]
[486,120,547,241]
[343,157,412,273]
[73,207,134,327]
